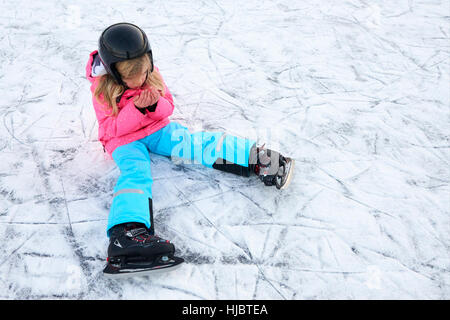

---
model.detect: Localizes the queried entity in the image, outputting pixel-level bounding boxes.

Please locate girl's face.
[122,66,149,89]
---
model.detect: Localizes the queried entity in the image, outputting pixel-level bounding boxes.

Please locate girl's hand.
[133,87,161,108]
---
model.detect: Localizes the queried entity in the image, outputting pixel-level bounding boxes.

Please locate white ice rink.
[0,0,448,299]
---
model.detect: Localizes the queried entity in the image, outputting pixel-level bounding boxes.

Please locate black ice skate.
[103,223,184,278]
[249,145,295,190]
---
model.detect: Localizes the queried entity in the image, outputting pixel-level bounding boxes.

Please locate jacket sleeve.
[146,84,175,121]
[94,95,148,139]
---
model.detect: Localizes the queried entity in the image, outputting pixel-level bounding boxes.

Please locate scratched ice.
[0,0,448,299]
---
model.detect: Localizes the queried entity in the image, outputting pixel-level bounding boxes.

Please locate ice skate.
[250,145,295,190]
[103,223,184,278]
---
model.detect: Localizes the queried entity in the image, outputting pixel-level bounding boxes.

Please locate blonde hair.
[94,54,165,117]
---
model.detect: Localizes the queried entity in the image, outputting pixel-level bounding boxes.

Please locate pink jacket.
[85,50,174,155]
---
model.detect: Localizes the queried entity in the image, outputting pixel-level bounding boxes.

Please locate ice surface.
[0,0,448,299]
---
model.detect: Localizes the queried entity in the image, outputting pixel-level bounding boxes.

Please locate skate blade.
[103,257,184,279]
[279,159,295,190]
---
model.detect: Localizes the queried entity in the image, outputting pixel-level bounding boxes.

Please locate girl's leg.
[143,122,257,177]
[108,140,154,236]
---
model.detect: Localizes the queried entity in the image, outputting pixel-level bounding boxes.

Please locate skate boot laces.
[125,227,168,244]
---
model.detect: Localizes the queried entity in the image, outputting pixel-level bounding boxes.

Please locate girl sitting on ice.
[86,23,294,277]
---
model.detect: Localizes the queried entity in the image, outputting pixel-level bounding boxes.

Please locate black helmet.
[98,22,154,85]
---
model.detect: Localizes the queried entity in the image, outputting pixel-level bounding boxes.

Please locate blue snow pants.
[107,122,256,236]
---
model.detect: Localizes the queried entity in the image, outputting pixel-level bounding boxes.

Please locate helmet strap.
[148,51,154,73]
[110,65,126,86]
